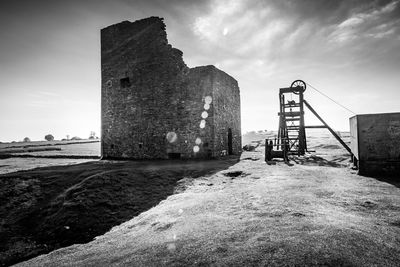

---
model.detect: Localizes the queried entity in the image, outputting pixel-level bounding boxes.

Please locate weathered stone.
[101,17,241,159]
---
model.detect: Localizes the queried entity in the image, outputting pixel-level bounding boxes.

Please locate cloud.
[193,0,244,41]
[330,0,400,43]
[1,0,400,136]
[36,91,60,97]
[338,17,364,28]
[192,0,400,48]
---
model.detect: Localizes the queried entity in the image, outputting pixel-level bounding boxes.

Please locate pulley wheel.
[290,80,306,95]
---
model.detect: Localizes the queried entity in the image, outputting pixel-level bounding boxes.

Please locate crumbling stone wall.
[101,17,241,159]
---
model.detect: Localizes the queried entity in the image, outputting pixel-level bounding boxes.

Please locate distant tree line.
[45,134,54,141]
[11,131,100,143]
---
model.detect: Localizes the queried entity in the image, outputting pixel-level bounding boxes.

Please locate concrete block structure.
[350,112,400,176]
[101,17,241,159]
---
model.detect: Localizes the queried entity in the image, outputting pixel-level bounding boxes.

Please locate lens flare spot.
[204,103,210,110]
[201,111,208,119]
[204,96,212,104]
[166,132,178,143]
[195,138,202,145]
[193,145,200,153]
[200,120,206,129]
[167,243,176,252]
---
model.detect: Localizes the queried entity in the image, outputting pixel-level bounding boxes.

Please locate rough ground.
[13,150,400,267]
[0,158,238,266]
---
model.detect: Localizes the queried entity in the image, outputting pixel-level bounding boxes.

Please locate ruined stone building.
[101,17,241,159]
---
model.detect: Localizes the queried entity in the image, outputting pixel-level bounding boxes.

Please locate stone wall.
[101,17,240,159]
[212,68,241,157]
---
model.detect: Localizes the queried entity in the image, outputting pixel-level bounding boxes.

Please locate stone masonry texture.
[101,17,241,159]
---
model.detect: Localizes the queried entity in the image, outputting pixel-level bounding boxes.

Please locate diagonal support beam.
[303,100,352,155]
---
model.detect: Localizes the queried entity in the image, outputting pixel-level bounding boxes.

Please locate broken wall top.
[101,17,187,75]
[101,16,238,86]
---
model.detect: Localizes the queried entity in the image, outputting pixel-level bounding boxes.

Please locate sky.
[1,0,399,142]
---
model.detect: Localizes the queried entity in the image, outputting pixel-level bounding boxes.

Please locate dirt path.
[15,151,400,266]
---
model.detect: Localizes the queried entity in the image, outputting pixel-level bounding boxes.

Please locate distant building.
[101,17,241,159]
[350,112,400,176]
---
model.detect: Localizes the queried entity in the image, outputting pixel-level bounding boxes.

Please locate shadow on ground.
[364,174,400,189]
[290,154,344,167]
[264,155,345,168]
[0,157,239,266]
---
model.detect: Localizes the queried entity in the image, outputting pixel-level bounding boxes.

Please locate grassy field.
[0,158,239,266]
[0,140,100,175]
[3,131,398,266]
[0,130,349,175]
[0,139,100,156]
[10,150,400,267]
